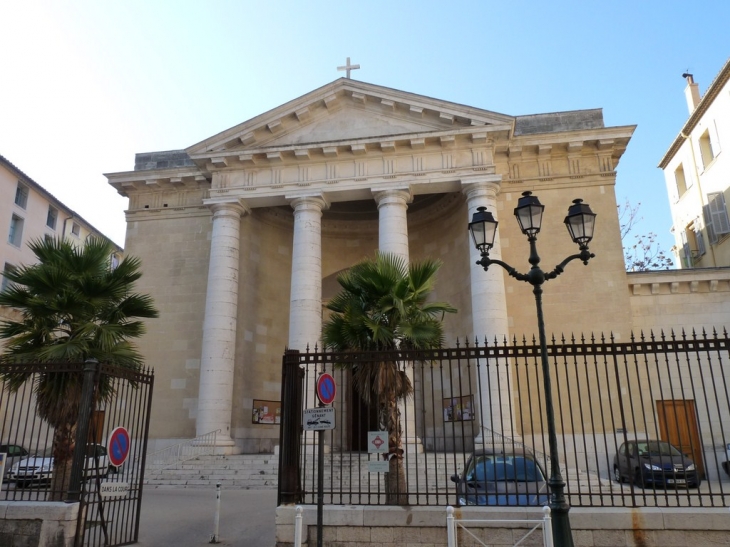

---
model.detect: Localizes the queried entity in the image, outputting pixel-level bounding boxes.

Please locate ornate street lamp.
[468,191,596,547]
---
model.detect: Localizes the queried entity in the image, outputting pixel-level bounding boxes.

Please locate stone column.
[373,187,421,451]
[288,195,328,353]
[373,188,412,263]
[196,200,249,448]
[462,177,513,440]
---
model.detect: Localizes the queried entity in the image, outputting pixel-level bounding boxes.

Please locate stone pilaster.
[288,195,328,352]
[461,176,513,440]
[373,188,412,263]
[196,200,249,448]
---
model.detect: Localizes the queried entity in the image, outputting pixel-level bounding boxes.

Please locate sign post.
[313,373,336,547]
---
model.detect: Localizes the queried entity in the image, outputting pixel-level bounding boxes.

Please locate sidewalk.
[136,487,277,546]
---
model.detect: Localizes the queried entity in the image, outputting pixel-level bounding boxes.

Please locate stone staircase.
[143,452,613,494]
[144,454,280,488]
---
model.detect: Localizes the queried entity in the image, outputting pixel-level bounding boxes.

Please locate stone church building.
[105,79,729,454]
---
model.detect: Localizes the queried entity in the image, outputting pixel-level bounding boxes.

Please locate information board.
[303,407,336,431]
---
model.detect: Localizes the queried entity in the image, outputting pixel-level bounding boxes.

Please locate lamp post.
[468,191,596,547]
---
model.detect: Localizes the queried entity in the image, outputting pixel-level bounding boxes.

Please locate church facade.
[106,79,727,454]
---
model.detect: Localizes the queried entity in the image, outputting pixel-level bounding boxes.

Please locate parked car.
[0,444,30,480]
[10,444,115,488]
[450,445,549,506]
[613,440,700,488]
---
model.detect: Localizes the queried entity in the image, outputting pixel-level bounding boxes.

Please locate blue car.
[450,445,550,506]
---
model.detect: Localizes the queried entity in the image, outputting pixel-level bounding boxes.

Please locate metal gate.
[0,359,154,547]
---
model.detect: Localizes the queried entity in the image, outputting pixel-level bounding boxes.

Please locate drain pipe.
[210,483,221,544]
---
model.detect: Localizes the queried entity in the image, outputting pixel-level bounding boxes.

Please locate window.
[696,228,706,257]
[71,222,80,237]
[704,192,730,244]
[46,206,58,230]
[14,182,28,209]
[1,263,14,292]
[680,229,692,268]
[674,164,688,197]
[110,253,120,270]
[682,225,705,266]
[8,215,24,247]
[699,130,716,169]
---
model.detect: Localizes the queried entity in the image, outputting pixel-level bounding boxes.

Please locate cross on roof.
[337,57,360,79]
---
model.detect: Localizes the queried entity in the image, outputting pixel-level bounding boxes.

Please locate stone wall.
[0,502,79,547]
[275,505,730,547]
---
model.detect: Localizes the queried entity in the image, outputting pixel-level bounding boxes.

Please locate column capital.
[372,187,413,208]
[203,197,250,218]
[461,175,502,203]
[287,193,329,213]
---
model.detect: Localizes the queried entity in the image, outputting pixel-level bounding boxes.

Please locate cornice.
[189,125,512,171]
[628,267,730,296]
[659,57,730,168]
[107,167,210,198]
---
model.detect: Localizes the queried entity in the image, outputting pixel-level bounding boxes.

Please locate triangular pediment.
[187,79,514,162]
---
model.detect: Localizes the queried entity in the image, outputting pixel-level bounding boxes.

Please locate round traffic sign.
[316,373,336,405]
[107,427,130,467]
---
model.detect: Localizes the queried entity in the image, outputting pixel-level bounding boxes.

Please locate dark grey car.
[613,440,700,488]
[450,445,549,506]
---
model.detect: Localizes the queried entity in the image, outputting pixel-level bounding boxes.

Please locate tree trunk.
[49,422,75,501]
[382,397,408,505]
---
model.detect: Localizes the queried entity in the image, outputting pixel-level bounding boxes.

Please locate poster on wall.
[443,395,474,422]
[252,400,281,424]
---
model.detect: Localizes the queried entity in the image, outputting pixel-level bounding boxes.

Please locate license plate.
[667,478,686,484]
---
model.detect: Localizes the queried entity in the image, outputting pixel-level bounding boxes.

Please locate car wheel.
[613,466,623,483]
[633,469,645,488]
[691,479,702,489]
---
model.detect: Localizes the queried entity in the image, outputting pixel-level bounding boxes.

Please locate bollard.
[543,505,553,547]
[294,506,303,547]
[446,506,455,547]
[209,482,222,544]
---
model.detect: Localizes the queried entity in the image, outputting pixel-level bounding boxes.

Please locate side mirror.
[450,474,460,484]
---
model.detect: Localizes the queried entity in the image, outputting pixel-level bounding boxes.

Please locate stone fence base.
[275,504,730,547]
[0,502,79,547]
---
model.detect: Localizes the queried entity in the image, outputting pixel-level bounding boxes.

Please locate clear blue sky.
[1,1,729,254]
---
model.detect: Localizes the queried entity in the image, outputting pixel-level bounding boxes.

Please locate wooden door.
[656,400,704,478]
[87,410,105,444]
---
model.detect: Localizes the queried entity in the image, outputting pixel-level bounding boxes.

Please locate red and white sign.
[107,427,131,467]
[316,373,336,405]
[367,431,389,454]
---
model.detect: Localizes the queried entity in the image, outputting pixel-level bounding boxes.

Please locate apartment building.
[0,154,123,319]
[659,59,730,268]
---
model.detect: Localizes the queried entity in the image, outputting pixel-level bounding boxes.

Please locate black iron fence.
[0,360,154,547]
[278,329,730,508]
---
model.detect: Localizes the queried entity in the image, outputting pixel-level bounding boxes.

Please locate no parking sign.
[316,373,336,406]
[107,427,131,467]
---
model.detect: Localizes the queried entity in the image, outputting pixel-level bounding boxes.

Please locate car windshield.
[30,447,53,458]
[636,441,681,457]
[466,455,544,482]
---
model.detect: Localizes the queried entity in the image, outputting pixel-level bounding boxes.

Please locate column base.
[475,430,523,446]
[404,437,424,454]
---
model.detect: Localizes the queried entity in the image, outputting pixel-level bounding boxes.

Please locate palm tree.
[0,236,158,499]
[322,252,456,504]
